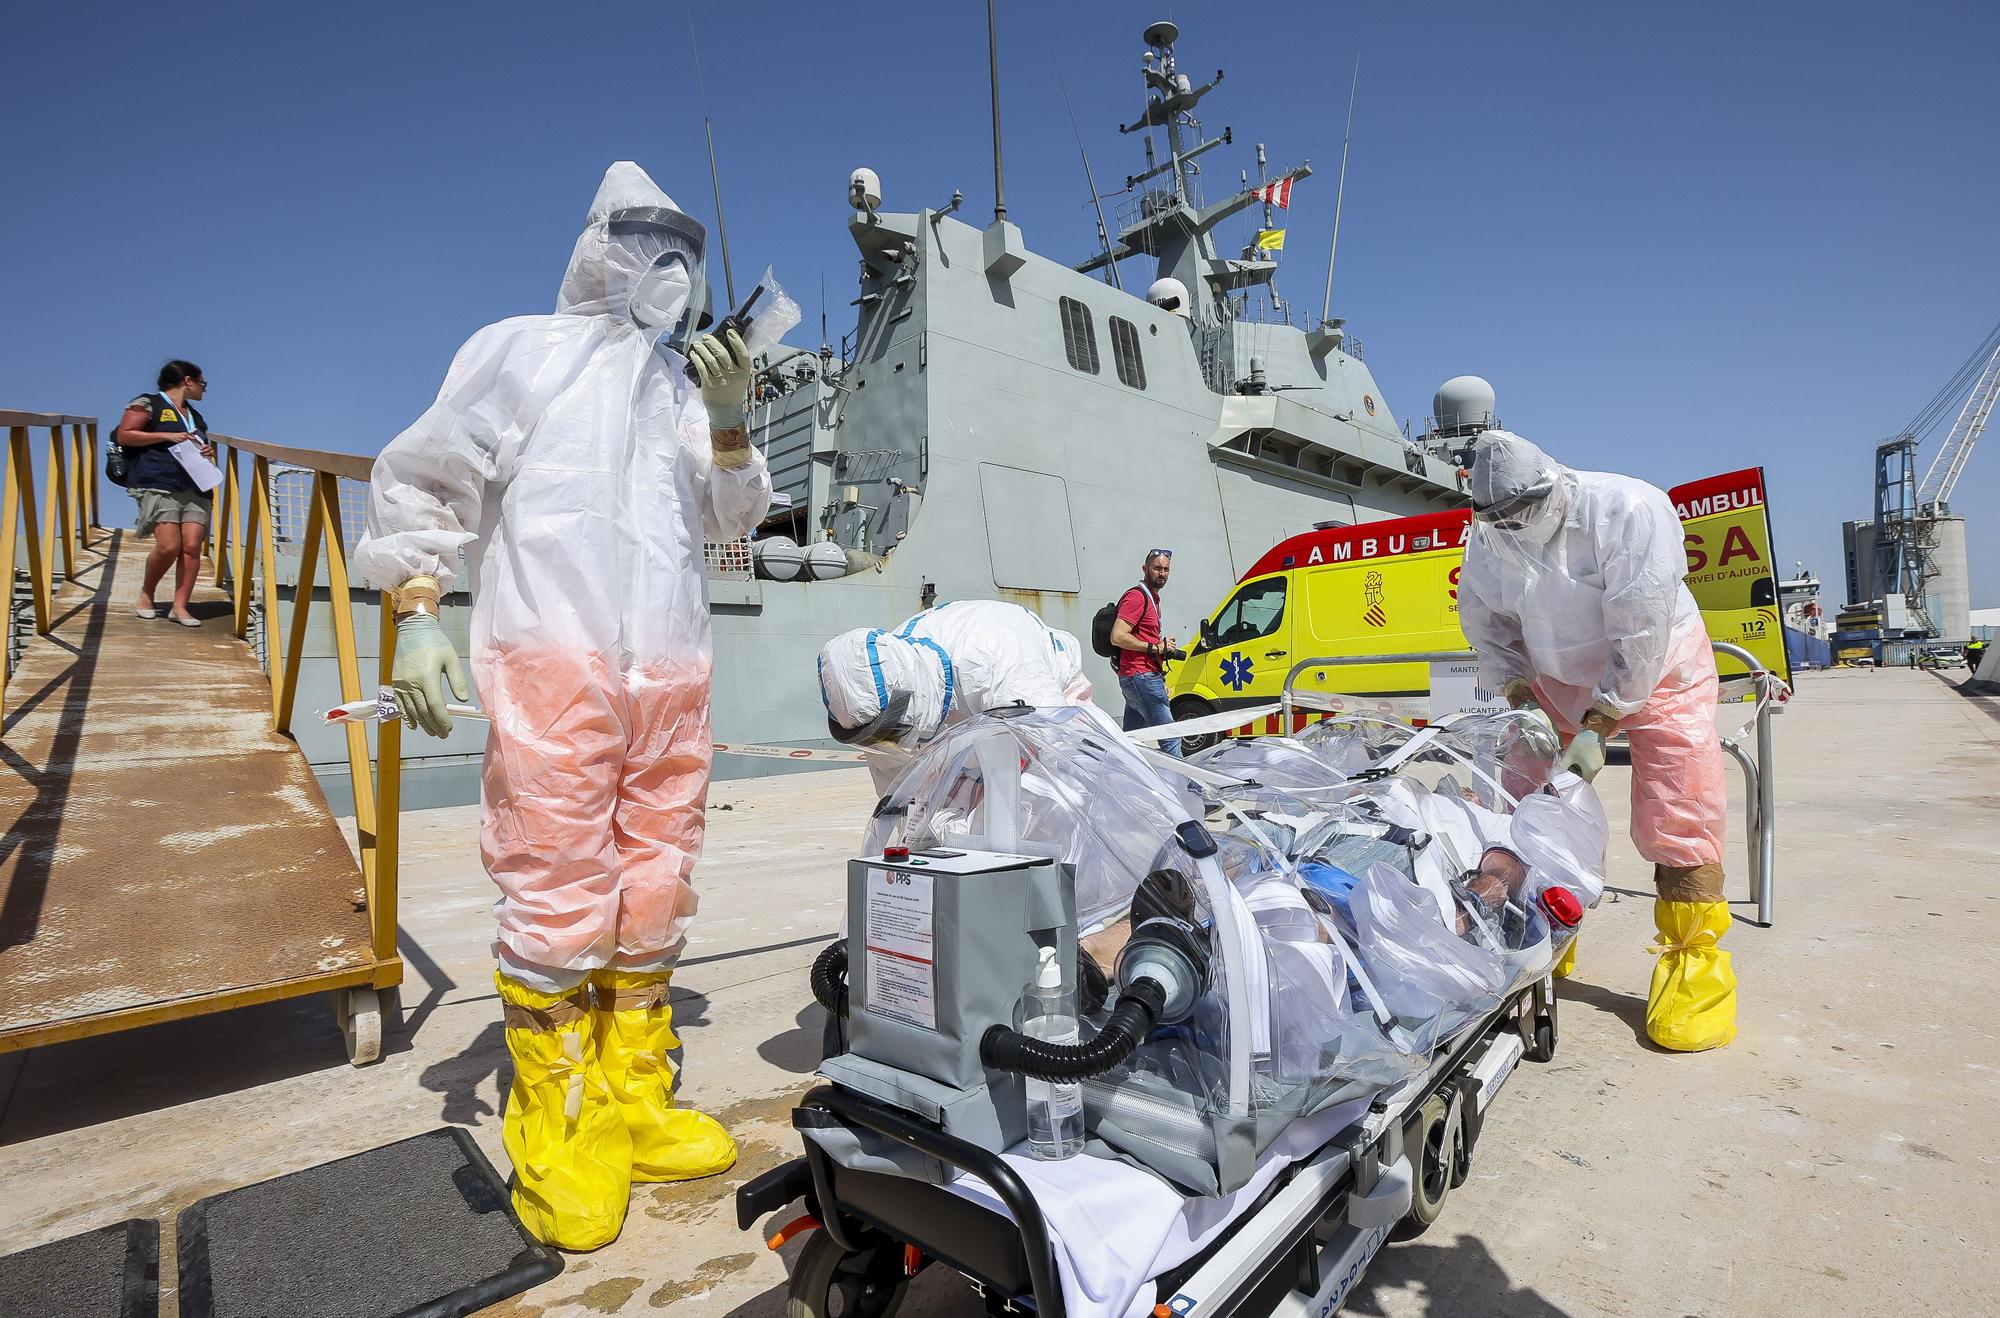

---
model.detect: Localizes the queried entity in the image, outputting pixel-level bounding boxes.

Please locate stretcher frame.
[738,964,1563,1318]
[1276,643,1782,926]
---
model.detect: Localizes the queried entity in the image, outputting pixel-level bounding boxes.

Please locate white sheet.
[946,1096,1374,1318]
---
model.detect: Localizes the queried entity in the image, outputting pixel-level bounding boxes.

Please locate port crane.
[1873,321,1999,636]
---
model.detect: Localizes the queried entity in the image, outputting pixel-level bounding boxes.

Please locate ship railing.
[1279,643,1780,926]
[0,410,103,721]
[207,433,403,973]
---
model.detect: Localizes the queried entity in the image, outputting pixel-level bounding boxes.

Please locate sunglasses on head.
[1148,548,1173,560]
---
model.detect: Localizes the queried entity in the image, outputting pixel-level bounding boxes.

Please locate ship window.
[1109,316,1147,390]
[1058,297,1100,374]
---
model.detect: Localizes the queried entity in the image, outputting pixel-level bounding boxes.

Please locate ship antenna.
[1318,55,1359,326]
[987,0,1008,222]
[1050,40,1122,289]
[686,4,737,308]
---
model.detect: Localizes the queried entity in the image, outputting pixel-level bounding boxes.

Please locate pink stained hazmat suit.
[353,161,772,992]
[1458,430,1736,1052]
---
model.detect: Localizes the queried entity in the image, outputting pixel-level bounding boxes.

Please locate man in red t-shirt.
[1110,549,1183,754]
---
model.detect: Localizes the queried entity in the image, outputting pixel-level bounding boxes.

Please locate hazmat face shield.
[557,163,708,334]
[1470,429,1569,544]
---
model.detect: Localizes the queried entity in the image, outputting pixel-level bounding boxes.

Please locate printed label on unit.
[864,867,936,1031]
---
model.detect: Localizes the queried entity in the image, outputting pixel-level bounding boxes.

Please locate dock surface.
[1,666,1994,1316]
[0,530,375,1048]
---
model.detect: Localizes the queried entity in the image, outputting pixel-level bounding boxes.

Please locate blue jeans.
[1119,672,1181,756]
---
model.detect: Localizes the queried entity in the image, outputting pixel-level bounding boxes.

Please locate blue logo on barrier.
[1220,652,1254,691]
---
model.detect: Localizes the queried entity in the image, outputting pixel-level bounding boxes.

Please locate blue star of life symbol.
[1220,651,1254,691]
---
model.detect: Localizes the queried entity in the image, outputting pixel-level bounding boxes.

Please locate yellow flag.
[1255,228,1286,251]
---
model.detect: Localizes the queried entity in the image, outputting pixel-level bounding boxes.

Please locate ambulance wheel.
[1400,1093,1460,1236]
[1171,697,1220,754]
[786,1231,908,1318]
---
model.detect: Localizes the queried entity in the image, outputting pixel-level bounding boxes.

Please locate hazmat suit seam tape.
[502,993,591,1032]
[905,635,956,714]
[602,986,670,1011]
[864,630,889,713]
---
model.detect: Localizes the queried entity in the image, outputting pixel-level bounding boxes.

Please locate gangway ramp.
[0,414,403,1063]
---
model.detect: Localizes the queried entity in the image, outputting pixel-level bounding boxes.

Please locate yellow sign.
[1669,467,1792,689]
[1254,228,1286,251]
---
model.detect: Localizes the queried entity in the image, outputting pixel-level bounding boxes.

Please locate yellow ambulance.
[1167,510,1476,744]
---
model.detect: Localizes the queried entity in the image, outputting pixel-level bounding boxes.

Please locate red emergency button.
[1538,885,1583,928]
[884,846,910,861]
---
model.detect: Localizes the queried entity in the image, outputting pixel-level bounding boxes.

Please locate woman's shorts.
[133,488,212,535]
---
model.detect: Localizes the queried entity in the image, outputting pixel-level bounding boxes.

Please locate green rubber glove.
[392,612,468,739]
[1555,728,1607,782]
[689,327,752,429]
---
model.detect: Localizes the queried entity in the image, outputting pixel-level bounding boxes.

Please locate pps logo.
[1220,651,1255,691]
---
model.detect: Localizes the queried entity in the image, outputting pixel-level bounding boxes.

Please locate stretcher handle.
[797,1086,1068,1318]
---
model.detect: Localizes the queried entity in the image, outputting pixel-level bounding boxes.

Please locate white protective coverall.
[1458,429,1735,1052]
[354,162,772,991]
[818,600,1093,792]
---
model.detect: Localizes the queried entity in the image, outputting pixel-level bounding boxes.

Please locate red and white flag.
[1255,177,1295,209]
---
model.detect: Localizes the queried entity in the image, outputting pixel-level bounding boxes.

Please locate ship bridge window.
[1109,316,1147,390]
[1058,296,1100,374]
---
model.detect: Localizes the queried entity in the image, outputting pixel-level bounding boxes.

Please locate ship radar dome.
[849,168,882,213]
[1148,276,1191,318]
[1432,375,1496,437]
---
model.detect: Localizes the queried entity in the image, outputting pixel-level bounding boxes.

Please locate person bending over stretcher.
[819,600,1094,793]
[1458,429,1737,1053]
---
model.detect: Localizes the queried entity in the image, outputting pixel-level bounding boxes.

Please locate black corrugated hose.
[980,978,1167,1082]
[811,939,848,1018]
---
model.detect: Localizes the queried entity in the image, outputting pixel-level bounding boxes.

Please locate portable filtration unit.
[825,847,1076,1155]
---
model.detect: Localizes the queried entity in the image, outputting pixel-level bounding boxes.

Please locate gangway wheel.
[785,1231,909,1318]
[1399,1091,1462,1236]
[335,986,383,1066]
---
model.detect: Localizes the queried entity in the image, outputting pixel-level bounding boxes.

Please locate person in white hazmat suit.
[352,162,771,1250]
[1457,429,1736,1054]
[819,600,1094,792]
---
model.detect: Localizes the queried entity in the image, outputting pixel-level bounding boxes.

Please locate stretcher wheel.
[336,987,383,1066]
[786,1231,908,1318]
[1400,1092,1460,1235]
[1526,1016,1558,1063]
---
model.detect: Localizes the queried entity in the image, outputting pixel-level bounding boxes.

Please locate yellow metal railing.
[0,410,102,722]
[207,433,402,976]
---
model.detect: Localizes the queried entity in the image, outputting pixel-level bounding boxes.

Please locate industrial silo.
[1928,514,1971,643]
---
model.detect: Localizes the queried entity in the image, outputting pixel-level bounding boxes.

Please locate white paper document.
[168,440,223,492]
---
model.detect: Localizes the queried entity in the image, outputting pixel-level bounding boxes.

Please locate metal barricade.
[1279,643,1781,925]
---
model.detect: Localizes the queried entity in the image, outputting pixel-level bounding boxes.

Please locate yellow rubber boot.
[496,973,633,1250]
[590,969,738,1182]
[1553,934,1578,979]
[1645,900,1737,1052]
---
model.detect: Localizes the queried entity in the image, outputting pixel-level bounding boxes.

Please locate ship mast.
[1074,21,1309,330]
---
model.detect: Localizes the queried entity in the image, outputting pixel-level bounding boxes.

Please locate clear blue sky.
[5,0,1995,607]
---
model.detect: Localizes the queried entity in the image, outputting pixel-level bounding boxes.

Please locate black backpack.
[1091,587,1144,658]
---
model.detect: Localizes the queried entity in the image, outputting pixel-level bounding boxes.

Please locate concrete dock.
[2,667,1995,1315]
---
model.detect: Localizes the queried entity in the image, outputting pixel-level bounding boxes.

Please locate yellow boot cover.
[591,970,738,1182]
[1553,934,1578,979]
[496,973,634,1250]
[1645,900,1737,1052]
